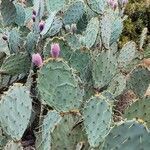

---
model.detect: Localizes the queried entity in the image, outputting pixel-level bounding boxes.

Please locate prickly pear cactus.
[63,1,84,25]
[107,73,126,97]
[51,112,89,150]
[103,120,150,150]
[65,33,81,50]
[8,28,22,53]
[139,28,148,50]
[83,95,112,147]
[1,0,17,25]
[68,49,91,81]
[86,0,107,14]
[0,0,149,149]
[35,110,62,150]
[40,13,56,36]
[37,59,84,112]
[100,10,113,49]
[124,96,150,128]
[80,17,99,49]
[43,37,72,60]
[100,10,123,49]
[47,17,63,37]
[25,32,40,54]
[92,49,117,89]
[0,83,32,141]
[0,53,31,76]
[14,3,26,26]
[46,0,65,13]
[118,41,137,68]
[127,66,150,98]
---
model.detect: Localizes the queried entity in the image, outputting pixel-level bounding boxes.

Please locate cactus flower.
[32,53,43,67]
[39,20,45,32]
[51,43,60,58]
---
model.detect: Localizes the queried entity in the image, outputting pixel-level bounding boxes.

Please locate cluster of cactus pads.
[0,0,150,149]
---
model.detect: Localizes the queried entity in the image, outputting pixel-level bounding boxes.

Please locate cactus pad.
[83,95,112,147]
[51,113,89,149]
[14,3,26,26]
[110,17,123,45]
[139,28,148,50]
[65,33,81,50]
[124,96,150,128]
[40,13,56,36]
[37,59,84,112]
[0,52,31,76]
[25,32,40,54]
[103,120,150,150]
[118,41,137,68]
[101,10,123,49]
[47,17,63,37]
[107,73,126,97]
[35,110,62,150]
[86,0,107,14]
[68,49,91,81]
[8,28,21,53]
[63,1,84,25]
[80,17,99,49]
[100,11,113,49]
[127,66,150,98]
[0,83,32,141]
[46,0,65,13]
[92,49,117,89]
[1,0,17,25]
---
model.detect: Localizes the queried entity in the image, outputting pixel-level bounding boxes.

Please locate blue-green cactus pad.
[83,95,112,147]
[63,1,84,25]
[126,66,150,98]
[0,83,32,141]
[80,17,99,49]
[51,113,89,149]
[37,59,84,112]
[103,120,150,150]
[92,49,117,89]
[124,96,150,128]
[35,110,62,150]
[0,52,31,76]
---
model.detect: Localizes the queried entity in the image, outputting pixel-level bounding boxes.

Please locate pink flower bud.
[32,15,36,22]
[39,20,45,32]
[32,10,36,16]
[51,43,60,58]
[32,53,43,67]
